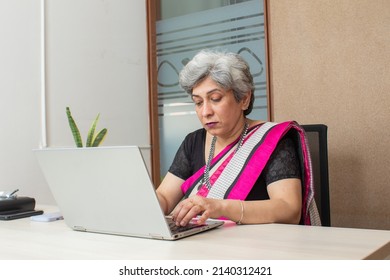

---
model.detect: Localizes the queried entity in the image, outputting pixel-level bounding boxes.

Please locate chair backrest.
[301,124,331,226]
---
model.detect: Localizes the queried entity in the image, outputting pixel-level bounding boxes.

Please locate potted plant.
[66,107,107,147]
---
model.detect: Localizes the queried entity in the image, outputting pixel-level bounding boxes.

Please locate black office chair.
[301,124,331,226]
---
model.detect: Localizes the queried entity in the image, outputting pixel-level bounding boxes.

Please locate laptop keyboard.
[166,217,203,234]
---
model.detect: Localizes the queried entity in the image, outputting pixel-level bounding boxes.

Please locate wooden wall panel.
[267,0,390,229]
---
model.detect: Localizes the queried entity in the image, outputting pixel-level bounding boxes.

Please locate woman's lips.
[205,122,218,128]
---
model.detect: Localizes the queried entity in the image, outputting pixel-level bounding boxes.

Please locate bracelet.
[236,200,244,225]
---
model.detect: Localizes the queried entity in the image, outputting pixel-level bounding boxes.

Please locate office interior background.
[0,0,389,230]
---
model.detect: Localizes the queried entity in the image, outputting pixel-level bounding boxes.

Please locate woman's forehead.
[192,77,227,95]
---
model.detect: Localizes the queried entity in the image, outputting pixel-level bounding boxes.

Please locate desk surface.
[1,205,390,260]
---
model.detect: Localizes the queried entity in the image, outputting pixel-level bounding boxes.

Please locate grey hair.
[179,49,255,115]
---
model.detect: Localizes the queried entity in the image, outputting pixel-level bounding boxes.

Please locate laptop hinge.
[73,226,87,231]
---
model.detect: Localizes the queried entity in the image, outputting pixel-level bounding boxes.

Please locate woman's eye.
[211,97,221,102]
[194,101,203,106]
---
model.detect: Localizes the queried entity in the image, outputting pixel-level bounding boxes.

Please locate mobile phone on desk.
[0,209,44,220]
[30,212,63,222]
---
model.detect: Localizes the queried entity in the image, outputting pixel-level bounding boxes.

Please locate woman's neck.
[208,118,247,153]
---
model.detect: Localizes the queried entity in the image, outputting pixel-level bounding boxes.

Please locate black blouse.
[168,127,301,200]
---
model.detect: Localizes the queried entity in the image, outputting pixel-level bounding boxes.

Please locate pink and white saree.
[181,121,321,226]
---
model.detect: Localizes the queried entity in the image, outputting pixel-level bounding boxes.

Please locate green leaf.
[66,107,83,147]
[86,113,100,147]
[91,128,107,147]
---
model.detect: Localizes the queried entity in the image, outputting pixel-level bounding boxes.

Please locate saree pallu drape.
[181,121,321,226]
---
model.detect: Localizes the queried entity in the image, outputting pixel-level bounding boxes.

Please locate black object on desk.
[0,209,44,220]
[0,190,43,220]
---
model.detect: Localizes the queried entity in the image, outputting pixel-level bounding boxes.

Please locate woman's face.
[191,77,249,140]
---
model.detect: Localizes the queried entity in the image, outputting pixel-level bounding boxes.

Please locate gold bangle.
[236,200,244,225]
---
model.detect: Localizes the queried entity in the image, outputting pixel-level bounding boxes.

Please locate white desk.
[1,205,390,260]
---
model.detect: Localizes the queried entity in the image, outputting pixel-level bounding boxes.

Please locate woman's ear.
[241,92,252,110]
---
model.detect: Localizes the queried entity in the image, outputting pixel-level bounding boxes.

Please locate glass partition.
[156,0,267,176]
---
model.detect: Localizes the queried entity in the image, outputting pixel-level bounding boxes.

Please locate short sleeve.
[168,140,193,180]
[263,136,301,186]
[168,129,205,180]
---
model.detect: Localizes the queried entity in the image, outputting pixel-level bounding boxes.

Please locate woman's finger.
[173,199,203,226]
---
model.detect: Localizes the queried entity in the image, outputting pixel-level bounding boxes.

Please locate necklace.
[202,121,249,190]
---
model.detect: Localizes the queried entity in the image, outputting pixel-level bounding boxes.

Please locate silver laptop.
[34,146,223,240]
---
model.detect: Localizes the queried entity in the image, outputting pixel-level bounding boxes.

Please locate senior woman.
[156,49,320,227]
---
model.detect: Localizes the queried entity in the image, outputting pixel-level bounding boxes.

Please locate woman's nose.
[201,102,213,117]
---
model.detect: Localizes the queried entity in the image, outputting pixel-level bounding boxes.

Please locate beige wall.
[267,0,390,229]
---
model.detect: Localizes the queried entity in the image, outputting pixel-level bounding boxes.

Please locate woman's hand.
[172,195,222,226]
